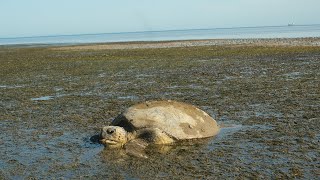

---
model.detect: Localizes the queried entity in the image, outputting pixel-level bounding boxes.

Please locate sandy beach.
[1,38,319,179]
[52,37,320,51]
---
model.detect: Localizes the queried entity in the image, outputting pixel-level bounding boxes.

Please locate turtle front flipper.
[137,128,175,145]
[124,139,149,158]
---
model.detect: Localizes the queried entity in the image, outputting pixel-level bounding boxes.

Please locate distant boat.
[288,23,295,26]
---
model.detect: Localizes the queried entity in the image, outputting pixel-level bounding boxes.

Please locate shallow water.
[0,85,23,89]
[31,96,55,101]
[1,25,320,45]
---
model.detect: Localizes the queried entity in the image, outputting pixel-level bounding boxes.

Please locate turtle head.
[100,126,128,148]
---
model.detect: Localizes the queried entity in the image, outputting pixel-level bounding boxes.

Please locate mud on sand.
[0,38,319,179]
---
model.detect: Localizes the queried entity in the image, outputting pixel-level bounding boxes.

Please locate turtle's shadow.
[90,134,101,143]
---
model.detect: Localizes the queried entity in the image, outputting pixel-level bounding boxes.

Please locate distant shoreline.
[1,37,320,50]
[1,24,320,46]
[49,37,320,51]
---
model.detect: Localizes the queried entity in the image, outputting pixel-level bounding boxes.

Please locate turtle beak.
[100,139,119,145]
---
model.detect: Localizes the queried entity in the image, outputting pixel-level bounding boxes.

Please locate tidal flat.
[0,38,319,179]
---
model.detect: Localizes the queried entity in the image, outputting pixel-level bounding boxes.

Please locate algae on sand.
[0,40,319,179]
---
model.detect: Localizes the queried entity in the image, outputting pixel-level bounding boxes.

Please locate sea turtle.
[100,100,220,157]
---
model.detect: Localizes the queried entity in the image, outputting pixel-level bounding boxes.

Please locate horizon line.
[1,23,320,39]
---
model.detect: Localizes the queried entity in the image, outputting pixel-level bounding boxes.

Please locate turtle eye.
[107,128,115,134]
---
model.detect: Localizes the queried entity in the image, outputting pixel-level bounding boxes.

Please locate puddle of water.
[118,95,139,100]
[188,84,205,90]
[215,124,243,141]
[282,72,304,80]
[98,73,106,78]
[31,94,65,101]
[166,85,184,89]
[80,147,104,163]
[214,122,273,142]
[166,84,205,90]
[223,76,237,81]
[31,96,55,101]
[0,85,24,89]
[116,81,130,85]
[136,74,154,78]
[54,87,64,92]
[196,59,210,62]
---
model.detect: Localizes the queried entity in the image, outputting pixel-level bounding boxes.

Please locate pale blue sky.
[0,0,319,38]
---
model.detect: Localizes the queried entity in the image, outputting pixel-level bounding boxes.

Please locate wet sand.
[52,37,320,51]
[0,38,319,179]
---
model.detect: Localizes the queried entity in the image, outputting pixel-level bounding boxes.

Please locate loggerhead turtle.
[100,100,220,157]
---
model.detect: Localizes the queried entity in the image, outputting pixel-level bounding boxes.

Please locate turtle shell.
[111,100,220,140]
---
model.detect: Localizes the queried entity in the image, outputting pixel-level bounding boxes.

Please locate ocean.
[1,25,320,45]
